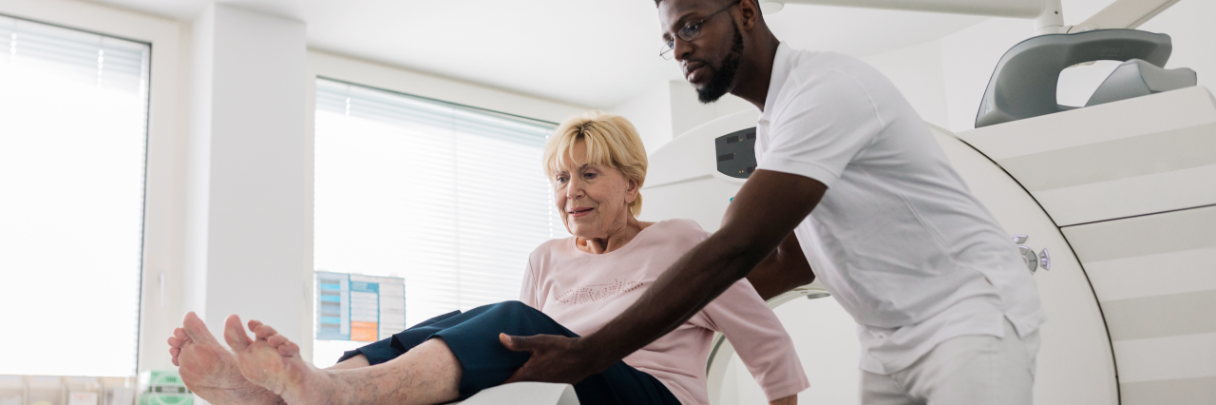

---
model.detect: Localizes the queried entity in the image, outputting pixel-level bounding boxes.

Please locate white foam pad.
[457,382,579,405]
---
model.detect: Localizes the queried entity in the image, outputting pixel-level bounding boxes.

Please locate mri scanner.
[456,0,1213,403]
[644,82,1216,404]
[637,31,1214,405]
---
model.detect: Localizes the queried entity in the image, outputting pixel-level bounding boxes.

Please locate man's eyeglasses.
[659,0,743,60]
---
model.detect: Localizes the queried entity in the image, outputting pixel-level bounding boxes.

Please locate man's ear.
[739,0,761,30]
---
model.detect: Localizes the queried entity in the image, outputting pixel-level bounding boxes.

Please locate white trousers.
[861,320,1040,405]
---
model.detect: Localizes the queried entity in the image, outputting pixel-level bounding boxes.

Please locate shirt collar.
[758,42,793,122]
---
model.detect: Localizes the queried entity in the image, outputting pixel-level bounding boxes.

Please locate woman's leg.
[226,317,462,405]
[332,310,463,366]
[228,301,680,405]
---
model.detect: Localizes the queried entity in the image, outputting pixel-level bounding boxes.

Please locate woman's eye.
[583,173,597,179]
[556,176,568,183]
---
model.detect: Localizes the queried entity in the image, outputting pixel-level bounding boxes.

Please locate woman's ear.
[625,178,639,202]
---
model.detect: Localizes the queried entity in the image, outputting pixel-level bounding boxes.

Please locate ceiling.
[86,0,988,108]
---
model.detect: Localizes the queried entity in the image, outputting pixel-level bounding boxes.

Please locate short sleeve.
[703,279,811,401]
[519,259,542,309]
[759,70,884,188]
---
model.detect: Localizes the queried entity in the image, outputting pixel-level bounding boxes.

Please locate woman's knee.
[493,300,537,315]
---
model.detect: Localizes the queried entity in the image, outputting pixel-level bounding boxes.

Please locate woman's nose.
[565,179,585,199]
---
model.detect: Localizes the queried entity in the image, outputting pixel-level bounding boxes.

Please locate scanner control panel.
[715,127,757,179]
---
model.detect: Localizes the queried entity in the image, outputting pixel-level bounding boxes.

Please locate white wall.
[612,81,674,154]
[670,81,755,139]
[863,40,951,129]
[612,80,754,155]
[184,2,311,352]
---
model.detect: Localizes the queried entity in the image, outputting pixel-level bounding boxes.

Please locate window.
[312,78,567,365]
[0,15,150,376]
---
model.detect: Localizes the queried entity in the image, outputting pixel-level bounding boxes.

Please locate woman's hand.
[770,394,797,405]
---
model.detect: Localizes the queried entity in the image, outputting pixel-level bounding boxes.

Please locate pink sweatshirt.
[521,219,810,405]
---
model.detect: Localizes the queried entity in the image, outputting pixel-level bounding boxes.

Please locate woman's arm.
[703,278,811,402]
[747,232,815,301]
[770,394,798,405]
[519,259,542,308]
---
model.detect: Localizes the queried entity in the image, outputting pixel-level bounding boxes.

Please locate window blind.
[0,15,147,94]
[0,15,149,376]
[312,78,568,364]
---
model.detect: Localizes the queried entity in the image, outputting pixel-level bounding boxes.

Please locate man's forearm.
[580,230,767,367]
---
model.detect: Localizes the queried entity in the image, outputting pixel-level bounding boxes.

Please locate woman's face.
[552,140,637,239]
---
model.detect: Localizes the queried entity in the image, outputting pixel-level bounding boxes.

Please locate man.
[501,0,1045,404]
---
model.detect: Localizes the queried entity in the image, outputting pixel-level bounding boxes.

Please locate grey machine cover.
[1086,59,1196,106]
[975,29,1196,128]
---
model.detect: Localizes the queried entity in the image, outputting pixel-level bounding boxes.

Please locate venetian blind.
[0,15,149,376]
[312,78,568,364]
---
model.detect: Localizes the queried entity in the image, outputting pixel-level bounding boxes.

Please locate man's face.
[658,0,745,103]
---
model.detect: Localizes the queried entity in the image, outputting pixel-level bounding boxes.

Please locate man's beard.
[696,25,744,104]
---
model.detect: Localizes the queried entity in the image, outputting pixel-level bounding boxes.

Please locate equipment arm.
[1070,0,1181,32]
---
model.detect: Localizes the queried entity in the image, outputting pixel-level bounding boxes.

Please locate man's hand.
[499,333,605,384]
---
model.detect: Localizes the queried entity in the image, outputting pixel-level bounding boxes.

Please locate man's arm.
[748,232,814,301]
[501,169,826,383]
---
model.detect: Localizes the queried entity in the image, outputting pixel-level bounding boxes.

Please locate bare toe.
[248,319,263,328]
[224,315,253,351]
[276,341,299,357]
[182,312,217,344]
[252,323,278,340]
[268,334,288,347]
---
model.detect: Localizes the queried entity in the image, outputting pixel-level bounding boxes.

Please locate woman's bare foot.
[167,312,283,405]
[225,317,344,405]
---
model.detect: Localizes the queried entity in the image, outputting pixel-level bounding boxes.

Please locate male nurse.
[504,1,1044,403]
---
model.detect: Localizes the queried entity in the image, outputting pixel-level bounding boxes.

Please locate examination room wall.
[611,80,753,154]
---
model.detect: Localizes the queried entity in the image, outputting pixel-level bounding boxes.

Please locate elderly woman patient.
[167,112,809,405]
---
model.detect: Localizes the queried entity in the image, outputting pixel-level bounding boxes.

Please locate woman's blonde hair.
[544,111,648,217]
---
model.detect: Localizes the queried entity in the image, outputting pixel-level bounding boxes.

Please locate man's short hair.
[654,0,736,7]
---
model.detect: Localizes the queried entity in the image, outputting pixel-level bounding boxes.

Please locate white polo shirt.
[754,43,1044,375]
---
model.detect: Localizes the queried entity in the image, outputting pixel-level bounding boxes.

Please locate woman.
[168,111,808,405]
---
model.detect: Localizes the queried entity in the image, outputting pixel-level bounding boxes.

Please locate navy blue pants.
[338,301,681,405]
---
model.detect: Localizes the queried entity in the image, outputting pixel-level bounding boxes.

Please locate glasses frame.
[659,0,744,60]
